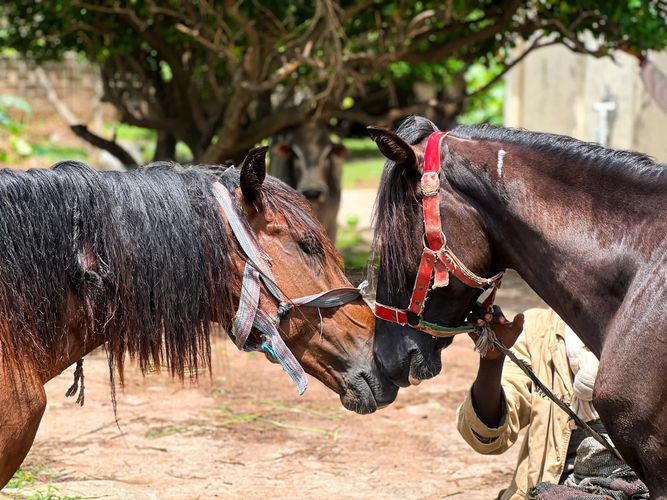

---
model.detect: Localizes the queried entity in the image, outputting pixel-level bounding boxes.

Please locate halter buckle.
[421,172,440,197]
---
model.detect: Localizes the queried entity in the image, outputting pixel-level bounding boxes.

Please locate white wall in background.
[504,44,667,162]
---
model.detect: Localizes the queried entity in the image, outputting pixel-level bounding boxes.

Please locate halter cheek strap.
[373,131,504,338]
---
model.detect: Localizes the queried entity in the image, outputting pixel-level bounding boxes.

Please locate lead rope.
[65,359,85,406]
[475,327,624,462]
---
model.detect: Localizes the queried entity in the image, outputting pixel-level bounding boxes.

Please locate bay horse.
[0,149,397,488]
[367,116,667,496]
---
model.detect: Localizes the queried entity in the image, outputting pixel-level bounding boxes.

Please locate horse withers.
[270,121,348,240]
[0,149,397,488]
[367,116,667,496]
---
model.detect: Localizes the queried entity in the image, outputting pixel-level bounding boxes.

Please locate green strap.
[417,319,475,334]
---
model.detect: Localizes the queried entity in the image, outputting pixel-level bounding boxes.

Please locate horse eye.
[298,235,322,257]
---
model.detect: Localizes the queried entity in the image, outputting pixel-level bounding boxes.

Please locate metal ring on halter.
[422,231,447,250]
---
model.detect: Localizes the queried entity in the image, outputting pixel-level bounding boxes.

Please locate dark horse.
[368,116,667,495]
[0,150,396,488]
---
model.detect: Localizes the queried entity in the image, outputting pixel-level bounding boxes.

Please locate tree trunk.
[153,131,177,161]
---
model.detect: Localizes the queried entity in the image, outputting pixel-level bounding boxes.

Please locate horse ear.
[367,126,417,169]
[240,146,269,205]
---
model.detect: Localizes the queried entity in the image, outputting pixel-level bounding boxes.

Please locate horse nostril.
[301,189,323,200]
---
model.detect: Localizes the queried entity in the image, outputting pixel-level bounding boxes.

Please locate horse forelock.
[371,116,439,293]
[0,161,337,390]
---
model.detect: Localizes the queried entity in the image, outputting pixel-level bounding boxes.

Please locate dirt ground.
[1,272,545,500]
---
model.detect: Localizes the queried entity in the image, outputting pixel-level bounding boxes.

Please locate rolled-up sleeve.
[456,332,533,455]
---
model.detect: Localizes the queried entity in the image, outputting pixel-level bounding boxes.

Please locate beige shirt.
[456,308,573,500]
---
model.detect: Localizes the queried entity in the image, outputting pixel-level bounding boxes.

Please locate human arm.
[457,306,534,454]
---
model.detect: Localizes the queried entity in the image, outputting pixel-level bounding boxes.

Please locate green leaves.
[0,0,665,161]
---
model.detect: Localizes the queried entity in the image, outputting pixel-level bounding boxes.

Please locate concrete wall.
[504,44,667,162]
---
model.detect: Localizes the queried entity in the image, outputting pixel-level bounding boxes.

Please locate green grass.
[102,123,156,142]
[336,215,371,271]
[4,465,79,500]
[341,157,384,190]
[341,136,385,189]
[33,143,88,163]
[342,136,382,158]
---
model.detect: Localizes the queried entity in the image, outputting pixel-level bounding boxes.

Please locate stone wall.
[0,53,113,122]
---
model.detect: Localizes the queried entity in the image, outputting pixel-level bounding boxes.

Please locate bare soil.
[1,272,544,500]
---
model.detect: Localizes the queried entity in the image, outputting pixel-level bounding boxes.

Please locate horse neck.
[444,136,667,355]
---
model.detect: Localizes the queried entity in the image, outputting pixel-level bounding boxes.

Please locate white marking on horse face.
[497,149,506,177]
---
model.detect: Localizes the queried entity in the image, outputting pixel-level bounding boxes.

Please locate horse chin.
[339,371,398,415]
[407,350,443,383]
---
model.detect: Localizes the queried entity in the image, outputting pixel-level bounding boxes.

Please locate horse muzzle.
[340,368,398,414]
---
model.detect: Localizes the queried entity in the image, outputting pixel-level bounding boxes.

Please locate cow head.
[270,121,348,240]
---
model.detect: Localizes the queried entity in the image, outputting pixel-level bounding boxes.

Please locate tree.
[1,1,666,164]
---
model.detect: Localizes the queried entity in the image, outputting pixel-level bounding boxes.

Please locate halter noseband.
[212,182,365,394]
[373,131,504,338]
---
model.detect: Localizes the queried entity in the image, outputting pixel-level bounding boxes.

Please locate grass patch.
[215,405,263,427]
[259,418,339,439]
[145,424,195,439]
[3,465,79,500]
[32,143,88,163]
[337,215,370,272]
[341,158,384,190]
[342,137,381,159]
[341,136,384,190]
[102,123,156,142]
[256,399,342,421]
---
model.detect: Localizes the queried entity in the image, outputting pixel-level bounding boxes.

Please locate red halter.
[373,131,504,338]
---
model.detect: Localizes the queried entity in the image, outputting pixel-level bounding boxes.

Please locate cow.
[269,121,348,241]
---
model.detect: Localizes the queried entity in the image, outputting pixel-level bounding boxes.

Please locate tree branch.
[34,66,138,168]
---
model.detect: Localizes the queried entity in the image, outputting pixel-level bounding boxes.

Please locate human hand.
[468,304,524,361]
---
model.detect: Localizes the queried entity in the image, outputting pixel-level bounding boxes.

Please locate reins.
[212,181,365,394]
[483,328,623,461]
[372,131,504,338]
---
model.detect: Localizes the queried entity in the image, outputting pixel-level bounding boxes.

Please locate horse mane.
[451,123,667,181]
[0,161,336,389]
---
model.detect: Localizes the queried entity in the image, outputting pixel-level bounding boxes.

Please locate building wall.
[504,44,667,162]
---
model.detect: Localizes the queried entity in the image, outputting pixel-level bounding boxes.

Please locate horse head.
[231,147,396,413]
[367,116,499,387]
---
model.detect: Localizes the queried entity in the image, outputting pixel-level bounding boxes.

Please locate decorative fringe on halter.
[473,325,498,358]
[65,359,85,406]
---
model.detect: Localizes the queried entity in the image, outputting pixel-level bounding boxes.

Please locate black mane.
[451,123,667,180]
[0,161,335,388]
